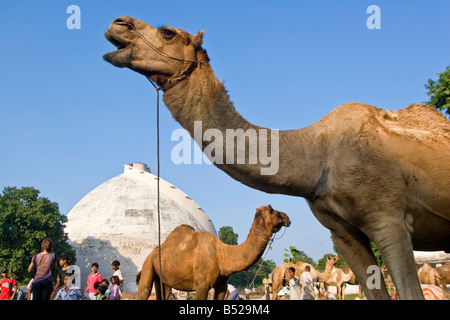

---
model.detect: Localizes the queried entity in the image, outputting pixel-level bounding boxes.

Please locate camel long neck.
[162,63,326,198]
[319,262,335,280]
[217,221,273,276]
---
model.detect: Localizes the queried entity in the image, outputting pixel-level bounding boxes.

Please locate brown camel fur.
[324,265,356,300]
[436,263,450,295]
[104,17,450,299]
[136,205,290,300]
[418,263,443,291]
[270,256,339,300]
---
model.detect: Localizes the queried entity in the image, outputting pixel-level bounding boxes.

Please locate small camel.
[136,205,290,300]
[435,263,450,295]
[270,256,339,300]
[418,263,443,291]
[104,17,450,299]
[324,265,356,300]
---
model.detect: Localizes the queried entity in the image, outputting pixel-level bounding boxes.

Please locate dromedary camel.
[103,17,450,299]
[136,205,290,300]
[270,256,339,300]
[418,263,443,290]
[436,263,450,295]
[324,265,358,300]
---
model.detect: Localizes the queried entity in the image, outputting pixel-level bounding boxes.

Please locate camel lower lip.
[103,49,131,68]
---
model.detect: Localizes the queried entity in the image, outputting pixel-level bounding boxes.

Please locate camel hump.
[381,103,450,137]
[173,224,196,233]
[162,224,197,244]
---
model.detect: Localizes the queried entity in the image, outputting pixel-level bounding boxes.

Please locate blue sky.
[1,0,449,266]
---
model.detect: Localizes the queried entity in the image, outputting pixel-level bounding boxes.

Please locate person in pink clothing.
[86,263,102,300]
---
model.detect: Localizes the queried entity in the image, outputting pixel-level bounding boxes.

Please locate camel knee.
[139,289,150,300]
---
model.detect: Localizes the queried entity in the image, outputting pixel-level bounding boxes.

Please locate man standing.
[300,265,315,300]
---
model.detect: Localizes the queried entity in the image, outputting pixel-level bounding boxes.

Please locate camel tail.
[136,271,141,285]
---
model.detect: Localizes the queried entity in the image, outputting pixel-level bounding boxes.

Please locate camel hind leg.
[137,254,157,300]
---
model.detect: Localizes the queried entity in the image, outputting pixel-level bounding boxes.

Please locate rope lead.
[147,77,165,300]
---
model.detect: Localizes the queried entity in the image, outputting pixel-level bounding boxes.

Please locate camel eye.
[161,28,176,39]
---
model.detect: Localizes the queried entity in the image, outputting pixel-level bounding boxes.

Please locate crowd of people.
[0,238,125,300]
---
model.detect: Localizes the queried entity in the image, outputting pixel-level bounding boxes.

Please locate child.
[97,284,108,300]
[111,260,124,294]
[54,274,87,300]
[0,269,18,300]
[109,276,120,300]
[95,279,110,300]
[53,255,71,299]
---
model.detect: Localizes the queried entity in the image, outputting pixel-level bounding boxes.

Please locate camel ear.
[192,30,204,47]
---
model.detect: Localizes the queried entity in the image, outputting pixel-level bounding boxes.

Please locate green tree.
[425,66,450,116]
[218,226,238,245]
[228,259,276,289]
[0,187,75,284]
[283,246,316,266]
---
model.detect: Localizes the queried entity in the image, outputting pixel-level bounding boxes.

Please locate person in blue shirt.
[54,274,88,300]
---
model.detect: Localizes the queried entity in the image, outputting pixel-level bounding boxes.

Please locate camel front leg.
[340,283,346,300]
[164,284,172,300]
[195,285,211,300]
[270,275,282,300]
[310,204,390,299]
[330,226,390,299]
[369,217,424,300]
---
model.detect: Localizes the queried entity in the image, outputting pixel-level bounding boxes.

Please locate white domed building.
[65,162,216,293]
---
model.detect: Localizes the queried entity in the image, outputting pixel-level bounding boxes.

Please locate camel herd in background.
[270,260,450,300]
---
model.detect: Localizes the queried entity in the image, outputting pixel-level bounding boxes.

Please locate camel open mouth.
[103,30,132,67]
[104,30,130,52]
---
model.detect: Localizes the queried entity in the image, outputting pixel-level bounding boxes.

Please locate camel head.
[253,205,291,235]
[103,16,207,87]
[327,255,340,265]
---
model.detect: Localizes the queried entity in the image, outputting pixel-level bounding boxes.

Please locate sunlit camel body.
[324,265,357,300]
[104,17,450,299]
[418,263,443,290]
[136,205,290,300]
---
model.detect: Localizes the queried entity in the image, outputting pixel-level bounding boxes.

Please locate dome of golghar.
[65,162,216,292]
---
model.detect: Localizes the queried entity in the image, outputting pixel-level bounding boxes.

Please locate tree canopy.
[0,186,75,283]
[425,66,450,117]
[283,246,316,266]
[218,226,239,245]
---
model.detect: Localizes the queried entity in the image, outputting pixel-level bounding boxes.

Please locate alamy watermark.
[171,121,280,175]
[366,5,381,30]
[66,5,81,30]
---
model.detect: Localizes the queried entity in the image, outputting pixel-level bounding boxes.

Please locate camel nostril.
[113,17,133,26]
[113,18,125,24]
